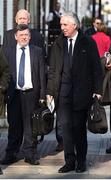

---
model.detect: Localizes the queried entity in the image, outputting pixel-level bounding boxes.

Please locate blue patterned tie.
[18,47,25,88]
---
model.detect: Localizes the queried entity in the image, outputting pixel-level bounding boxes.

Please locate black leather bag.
[87,96,108,134]
[31,103,54,137]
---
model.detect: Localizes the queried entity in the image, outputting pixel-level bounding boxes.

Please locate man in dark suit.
[0,48,10,175]
[1,24,46,165]
[3,9,45,52]
[85,17,102,36]
[46,12,103,173]
[46,3,63,151]
[0,48,10,106]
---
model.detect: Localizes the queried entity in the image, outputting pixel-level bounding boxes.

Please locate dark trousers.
[110,105,111,131]
[7,91,23,155]
[7,90,38,159]
[58,97,87,165]
[55,110,63,144]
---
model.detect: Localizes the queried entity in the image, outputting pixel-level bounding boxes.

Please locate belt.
[15,89,33,94]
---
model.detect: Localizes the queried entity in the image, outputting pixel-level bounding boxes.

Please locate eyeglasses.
[95,22,101,25]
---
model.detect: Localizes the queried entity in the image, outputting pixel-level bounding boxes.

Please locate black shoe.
[106,147,111,154]
[58,164,75,173]
[0,168,3,175]
[76,161,86,173]
[1,154,18,165]
[24,158,40,165]
[56,143,64,152]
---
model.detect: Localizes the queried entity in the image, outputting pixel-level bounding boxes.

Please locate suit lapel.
[11,46,16,82]
[29,45,35,75]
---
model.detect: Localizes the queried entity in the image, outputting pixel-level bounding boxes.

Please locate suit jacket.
[3,45,46,104]
[47,30,103,110]
[85,27,96,36]
[0,48,10,91]
[0,48,10,106]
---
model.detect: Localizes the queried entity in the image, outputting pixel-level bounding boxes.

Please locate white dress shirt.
[16,44,33,90]
[68,31,78,55]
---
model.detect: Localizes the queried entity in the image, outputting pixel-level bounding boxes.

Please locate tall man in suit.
[1,24,46,165]
[46,12,103,173]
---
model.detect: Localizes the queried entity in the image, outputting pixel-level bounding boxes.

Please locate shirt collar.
[68,31,78,42]
[94,27,97,31]
[17,44,29,50]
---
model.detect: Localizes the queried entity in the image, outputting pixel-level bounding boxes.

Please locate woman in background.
[92,22,111,58]
[92,23,111,154]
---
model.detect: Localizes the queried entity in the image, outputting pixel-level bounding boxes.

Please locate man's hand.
[46,95,54,112]
[46,95,53,104]
[93,93,102,100]
[105,63,111,71]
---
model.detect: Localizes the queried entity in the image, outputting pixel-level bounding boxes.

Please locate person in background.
[3,9,45,55]
[46,12,103,173]
[0,48,10,174]
[91,23,111,155]
[46,2,61,57]
[104,57,111,154]
[91,23,111,154]
[1,24,46,165]
[85,17,102,36]
[47,2,63,151]
[92,22,111,58]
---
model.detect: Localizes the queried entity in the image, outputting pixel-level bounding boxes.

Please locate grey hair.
[61,11,80,29]
[15,9,31,21]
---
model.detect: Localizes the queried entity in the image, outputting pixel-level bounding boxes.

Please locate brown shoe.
[56,143,63,152]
